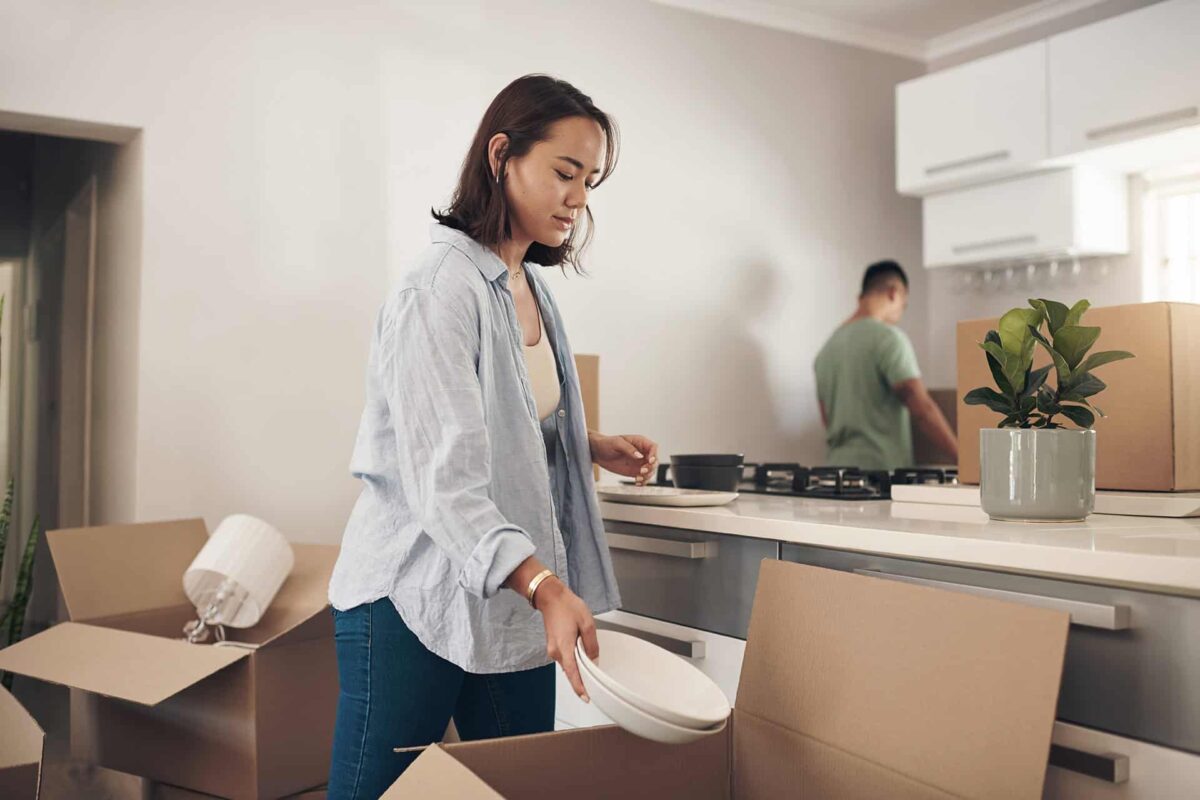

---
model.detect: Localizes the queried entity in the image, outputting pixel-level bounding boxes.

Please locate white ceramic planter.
[980,428,1096,522]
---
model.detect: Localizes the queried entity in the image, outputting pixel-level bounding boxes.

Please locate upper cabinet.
[1049,0,1200,160]
[923,168,1128,269]
[896,42,1048,196]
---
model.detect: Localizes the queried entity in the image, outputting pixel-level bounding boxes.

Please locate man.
[814,260,957,470]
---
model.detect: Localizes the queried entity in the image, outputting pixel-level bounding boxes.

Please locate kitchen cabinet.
[1049,0,1200,161]
[896,41,1047,196]
[1044,721,1200,799]
[922,167,1128,268]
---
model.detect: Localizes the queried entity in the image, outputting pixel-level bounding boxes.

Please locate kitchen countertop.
[599,493,1200,597]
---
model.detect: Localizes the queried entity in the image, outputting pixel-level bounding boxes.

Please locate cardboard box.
[575,353,600,481]
[385,559,1070,799]
[146,779,326,799]
[0,519,339,799]
[0,684,44,799]
[957,302,1200,490]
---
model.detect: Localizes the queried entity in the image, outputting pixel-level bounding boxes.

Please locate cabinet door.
[924,170,1073,267]
[1049,0,1200,157]
[1044,722,1200,799]
[897,41,1047,195]
[923,168,1127,268]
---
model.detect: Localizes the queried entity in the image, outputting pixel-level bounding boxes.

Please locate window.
[1143,177,1200,303]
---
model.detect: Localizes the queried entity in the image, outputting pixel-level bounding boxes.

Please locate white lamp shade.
[183,515,294,628]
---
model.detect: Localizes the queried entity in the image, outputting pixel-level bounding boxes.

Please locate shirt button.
[557,409,566,418]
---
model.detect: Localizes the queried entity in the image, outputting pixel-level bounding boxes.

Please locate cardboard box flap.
[48,518,208,622]
[382,745,504,799]
[0,685,43,770]
[0,622,249,705]
[735,561,1068,800]
[243,543,338,647]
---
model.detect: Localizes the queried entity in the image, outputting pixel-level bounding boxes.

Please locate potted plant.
[964,299,1133,522]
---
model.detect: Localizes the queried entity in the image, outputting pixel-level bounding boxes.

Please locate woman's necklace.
[511,266,523,282]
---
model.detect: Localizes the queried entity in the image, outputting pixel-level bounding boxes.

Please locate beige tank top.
[523,309,561,420]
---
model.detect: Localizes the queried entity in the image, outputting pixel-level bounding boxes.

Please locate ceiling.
[650,0,1113,61]
[772,0,1044,39]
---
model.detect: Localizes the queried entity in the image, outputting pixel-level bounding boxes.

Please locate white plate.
[595,485,739,507]
[575,644,728,745]
[576,631,730,730]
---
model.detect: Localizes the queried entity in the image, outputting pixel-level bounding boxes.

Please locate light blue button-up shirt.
[328,223,621,673]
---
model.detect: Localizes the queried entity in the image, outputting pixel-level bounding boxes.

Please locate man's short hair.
[861,260,909,296]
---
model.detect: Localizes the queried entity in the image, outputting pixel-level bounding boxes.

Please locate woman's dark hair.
[432,74,619,272]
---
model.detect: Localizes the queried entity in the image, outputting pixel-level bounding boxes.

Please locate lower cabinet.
[554,609,746,731]
[1044,722,1200,799]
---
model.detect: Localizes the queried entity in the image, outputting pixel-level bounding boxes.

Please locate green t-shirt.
[814,318,921,471]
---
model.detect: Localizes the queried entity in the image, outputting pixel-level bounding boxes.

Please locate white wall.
[0,0,923,543]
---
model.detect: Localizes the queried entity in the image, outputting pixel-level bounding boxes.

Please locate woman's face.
[495,116,605,248]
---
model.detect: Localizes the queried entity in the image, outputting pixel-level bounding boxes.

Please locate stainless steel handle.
[852,570,1131,630]
[924,149,1010,176]
[1086,106,1199,142]
[606,532,717,560]
[594,619,706,659]
[1049,744,1130,784]
[951,234,1037,255]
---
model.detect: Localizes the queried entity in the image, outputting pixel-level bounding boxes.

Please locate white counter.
[599,494,1200,597]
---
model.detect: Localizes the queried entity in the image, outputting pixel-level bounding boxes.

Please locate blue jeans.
[327,597,555,800]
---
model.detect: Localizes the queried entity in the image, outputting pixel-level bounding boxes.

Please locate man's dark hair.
[860,259,909,297]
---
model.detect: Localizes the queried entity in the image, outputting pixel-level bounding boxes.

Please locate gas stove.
[643,462,958,501]
[742,463,957,500]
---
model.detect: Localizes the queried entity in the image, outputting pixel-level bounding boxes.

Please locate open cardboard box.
[0,684,44,799]
[957,302,1200,490]
[0,518,339,800]
[386,560,1069,799]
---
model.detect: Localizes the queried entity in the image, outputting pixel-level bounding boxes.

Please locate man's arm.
[819,400,828,428]
[893,377,958,462]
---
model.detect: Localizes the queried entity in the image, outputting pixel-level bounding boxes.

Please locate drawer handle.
[924,149,1010,176]
[1086,105,1199,142]
[1049,744,1130,784]
[950,234,1037,255]
[852,570,1131,630]
[606,532,717,560]
[594,619,705,659]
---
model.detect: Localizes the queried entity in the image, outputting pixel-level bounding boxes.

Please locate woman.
[326,74,657,799]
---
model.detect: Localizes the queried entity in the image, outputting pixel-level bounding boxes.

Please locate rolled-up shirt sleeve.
[379,279,536,599]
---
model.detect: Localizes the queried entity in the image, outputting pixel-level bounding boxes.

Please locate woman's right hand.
[534,577,599,702]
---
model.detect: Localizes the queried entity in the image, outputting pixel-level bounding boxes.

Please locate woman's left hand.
[589,433,659,486]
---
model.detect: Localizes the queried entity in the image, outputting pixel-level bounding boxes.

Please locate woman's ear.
[487,132,509,182]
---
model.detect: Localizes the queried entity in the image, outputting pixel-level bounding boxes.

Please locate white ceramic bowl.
[575,646,727,745]
[576,630,731,730]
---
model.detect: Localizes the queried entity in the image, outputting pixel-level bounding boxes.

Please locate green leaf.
[1053,325,1101,369]
[964,387,1015,415]
[1019,395,1036,414]
[1063,372,1106,399]
[1036,387,1060,415]
[1076,350,1134,374]
[980,333,1014,398]
[999,308,1042,356]
[1023,365,1052,398]
[1065,299,1091,328]
[980,341,1024,394]
[1029,298,1069,334]
[1029,325,1072,387]
[1059,404,1096,429]
[0,478,13,580]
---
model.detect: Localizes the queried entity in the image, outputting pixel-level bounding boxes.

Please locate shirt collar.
[430,223,508,282]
